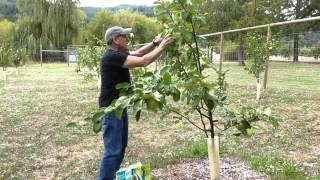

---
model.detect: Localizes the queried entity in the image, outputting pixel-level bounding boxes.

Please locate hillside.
[0,0,16,21]
[81,5,154,20]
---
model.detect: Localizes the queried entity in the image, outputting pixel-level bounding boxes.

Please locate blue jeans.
[97,110,128,180]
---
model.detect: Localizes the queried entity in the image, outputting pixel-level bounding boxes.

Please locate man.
[97,26,173,180]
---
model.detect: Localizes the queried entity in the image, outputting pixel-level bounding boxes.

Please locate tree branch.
[170,109,205,132]
[196,108,208,137]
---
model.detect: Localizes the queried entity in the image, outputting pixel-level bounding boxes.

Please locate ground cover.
[0,62,319,179]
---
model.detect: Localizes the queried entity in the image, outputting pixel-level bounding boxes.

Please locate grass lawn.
[0,62,319,179]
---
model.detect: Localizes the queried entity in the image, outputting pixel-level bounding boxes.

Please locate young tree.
[0,19,14,81]
[12,48,28,75]
[75,1,277,179]
[0,47,12,81]
[75,45,105,89]
[245,33,276,100]
[202,0,282,65]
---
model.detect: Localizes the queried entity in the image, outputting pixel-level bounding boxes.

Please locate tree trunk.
[238,34,245,65]
[288,39,293,61]
[256,77,261,100]
[237,46,245,65]
[293,34,299,63]
[293,0,301,63]
[208,136,220,180]
[97,76,101,90]
[3,71,7,81]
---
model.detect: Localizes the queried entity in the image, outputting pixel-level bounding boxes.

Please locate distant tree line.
[202,0,320,63]
[0,0,16,21]
[0,0,160,64]
[1,0,320,65]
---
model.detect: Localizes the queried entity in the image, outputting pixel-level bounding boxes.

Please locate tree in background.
[279,0,320,62]
[245,33,277,100]
[46,0,84,48]
[16,0,49,60]
[113,10,160,44]
[12,48,28,74]
[81,10,160,46]
[0,19,14,80]
[0,19,14,45]
[80,10,115,45]
[76,45,105,89]
[16,0,83,61]
[202,0,283,65]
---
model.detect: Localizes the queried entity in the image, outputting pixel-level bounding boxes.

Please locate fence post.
[67,46,70,67]
[219,33,224,74]
[40,37,43,67]
[264,25,271,89]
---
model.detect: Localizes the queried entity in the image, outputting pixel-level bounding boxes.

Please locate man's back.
[99,49,130,108]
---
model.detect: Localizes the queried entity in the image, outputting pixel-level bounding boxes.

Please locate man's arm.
[130,37,162,57]
[130,42,155,57]
[123,36,172,68]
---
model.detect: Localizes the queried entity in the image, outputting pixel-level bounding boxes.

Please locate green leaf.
[205,93,218,110]
[233,132,241,136]
[66,122,77,128]
[143,72,154,78]
[79,120,89,126]
[246,128,253,138]
[146,98,159,112]
[237,120,251,136]
[160,66,170,75]
[93,121,102,133]
[133,100,143,116]
[92,111,105,123]
[269,116,279,127]
[263,107,271,116]
[135,110,141,121]
[115,107,124,120]
[163,72,172,85]
[143,93,154,100]
[104,106,115,115]
[115,82,130,90]
[172,88,180,102]
[115,96,131,109]
[182,11,192,22]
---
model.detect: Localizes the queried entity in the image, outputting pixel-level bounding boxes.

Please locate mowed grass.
[0,62,319,179]
[219,62,320,95]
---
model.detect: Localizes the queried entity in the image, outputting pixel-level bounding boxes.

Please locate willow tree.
[46,0,82,48]
[16,0,82,61]
[16,0,49,60]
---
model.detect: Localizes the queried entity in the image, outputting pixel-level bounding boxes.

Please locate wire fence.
[199,16,320,88]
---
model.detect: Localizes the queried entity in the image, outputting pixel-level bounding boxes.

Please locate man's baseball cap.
[105,26,132,44]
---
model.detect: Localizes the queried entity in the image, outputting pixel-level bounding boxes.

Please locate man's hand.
[152,35,163,46]
[158,35,173,50]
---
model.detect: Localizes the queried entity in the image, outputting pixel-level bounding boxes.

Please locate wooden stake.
[263,25,271,89]
[256,78,261,100]
[208,136,220,180]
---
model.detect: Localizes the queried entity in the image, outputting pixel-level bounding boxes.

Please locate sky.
[79,0,156,7]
